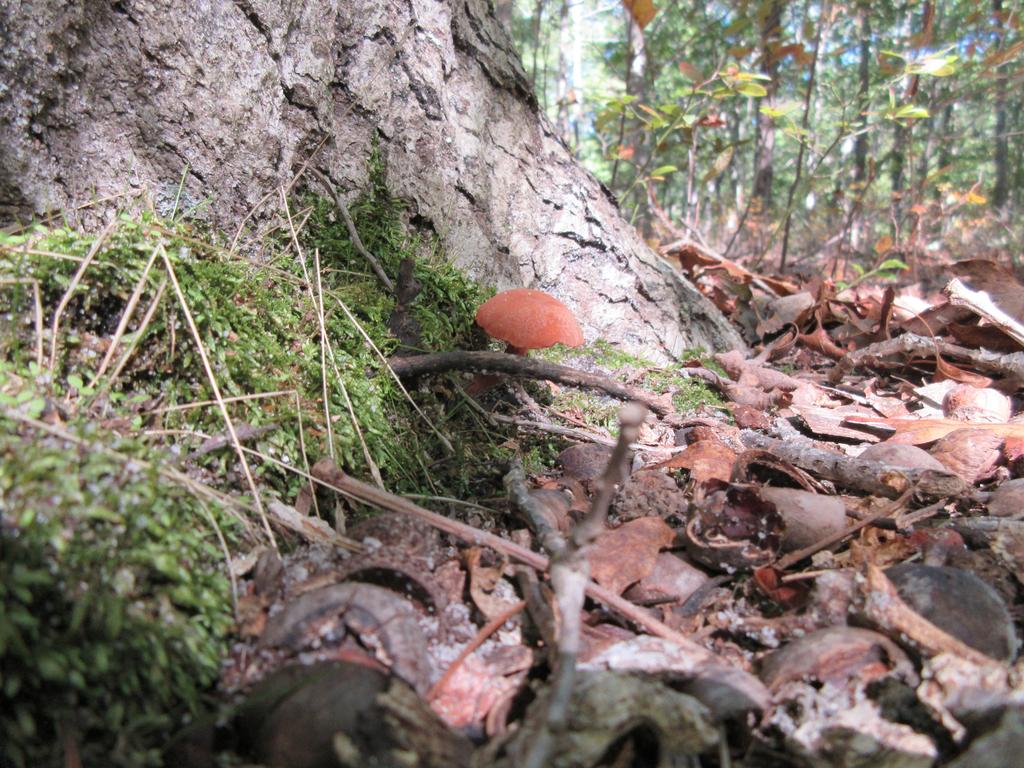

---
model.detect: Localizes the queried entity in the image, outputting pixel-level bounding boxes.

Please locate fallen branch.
[739,431,970,500]
[515,404,646,768]
[387,351,671,415]
[828,332,1024,385]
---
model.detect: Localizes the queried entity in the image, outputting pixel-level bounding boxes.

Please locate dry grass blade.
[334,297,454,453]
[280,188,336,460]
[315,248,384,489]
[48,219,116,373]
[95,277,164,393]
[280,189,383,488]
[0,278,44,366]
[89,245,160,386]
[193,495,239,617]
[157,243,277,550]
[141,387,321,518]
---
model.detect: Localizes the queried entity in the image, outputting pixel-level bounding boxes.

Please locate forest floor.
[1,174,1022,767]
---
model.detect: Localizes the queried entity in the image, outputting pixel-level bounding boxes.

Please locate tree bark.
[0,0,744,363]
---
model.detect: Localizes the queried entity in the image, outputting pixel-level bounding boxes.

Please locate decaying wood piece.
[738,431,970,499]
[856,564,1001,668]
[828,332,1024,384]
[945,277,1024,349]
[387,351,671,415]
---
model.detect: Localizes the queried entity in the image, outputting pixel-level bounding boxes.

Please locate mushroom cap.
[475,288,584,351]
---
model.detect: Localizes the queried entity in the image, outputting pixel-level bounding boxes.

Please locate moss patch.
[0,388,238,767]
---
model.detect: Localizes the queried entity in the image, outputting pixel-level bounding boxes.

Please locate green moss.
[543,339,725,422]
[0,379,238,767]
[0,146,503,764]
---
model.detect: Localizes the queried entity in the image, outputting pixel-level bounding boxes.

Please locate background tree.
[512,0,1024,274]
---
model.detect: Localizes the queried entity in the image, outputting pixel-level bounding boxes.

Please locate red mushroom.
[474,288,584,355]
[468,288,584,393]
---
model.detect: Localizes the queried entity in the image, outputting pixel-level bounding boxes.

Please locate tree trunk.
[0,0,743,363]
[752,0,783,211]
[853,4,871,184]
[992,0,1009,211]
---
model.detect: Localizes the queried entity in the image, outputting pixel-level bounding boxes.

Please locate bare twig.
[90,246,160,386]
[739,431,969,500]
[426,599,526,702]
[522,403,647,768]
[773,490,928,571]
[0,278,44,366]
[310,458,737,661]
[388,351,672,415]
[308,166,394,293]
[48,219,116,372]
[858,563,999,668]
[491,412,619,447]
[828,332,1024,385]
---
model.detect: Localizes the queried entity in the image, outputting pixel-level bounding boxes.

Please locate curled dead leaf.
[929,428,1003,484]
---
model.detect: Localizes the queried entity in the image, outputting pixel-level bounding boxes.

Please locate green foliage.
[513,0,1024,264]
[0,387,237,767]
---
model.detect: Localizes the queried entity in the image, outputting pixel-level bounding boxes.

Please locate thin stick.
[334,298,454,453]
[388,351,671,415]
[524,404,646,768]
[90,246,160,386]
[774,489,921,571]
[426,600,526,702]
[145,386,321,518]
[145,389,297,415]
[48,219,116,372]
[101,276,164,391]
[158,244,277,550]
[308,166,394,293]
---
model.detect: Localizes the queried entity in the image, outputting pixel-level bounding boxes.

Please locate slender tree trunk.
[554,0,572,142]
[992,0,1009,211]
[780,2,830,271]
[752,0,784,211]
[853,4,871,184]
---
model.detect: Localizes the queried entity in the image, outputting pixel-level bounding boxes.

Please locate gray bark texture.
[0,0,744,361]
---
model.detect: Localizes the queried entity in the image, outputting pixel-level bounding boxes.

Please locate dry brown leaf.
[465,548,518,621]
[928,428,1003,484]
[792,404,882,443]
[649,438,736,484]
[844,415,1024,445]
[952,258,1024,325]
[589,517,675,596]
[933,351,993,387]
[797,323,846,359]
